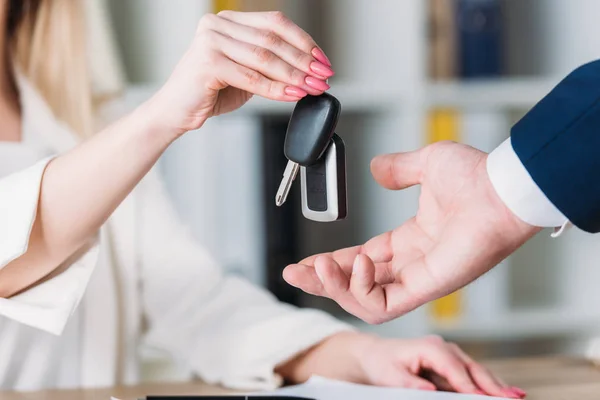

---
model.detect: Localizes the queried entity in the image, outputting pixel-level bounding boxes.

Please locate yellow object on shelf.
[430,291,463,322]
[427,109,463,322]
[427,108,460,143]
[213,0,240,13]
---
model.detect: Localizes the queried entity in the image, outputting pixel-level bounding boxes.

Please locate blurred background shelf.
[425,78,558,109]
[431,310,600,341]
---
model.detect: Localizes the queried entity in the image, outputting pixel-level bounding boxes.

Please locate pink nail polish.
[510,387,527,397]
[503,388,524,399]
[474,390,486,395]
[310,61,334,78]
[312,47,332,67]
[285,86,308,98]
[305,76,330,91]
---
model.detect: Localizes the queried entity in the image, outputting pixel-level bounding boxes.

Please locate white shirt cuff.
[487,138,569,230]
[0,243,99,335]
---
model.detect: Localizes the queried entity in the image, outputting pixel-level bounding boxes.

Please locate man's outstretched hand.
[284,141,540,324]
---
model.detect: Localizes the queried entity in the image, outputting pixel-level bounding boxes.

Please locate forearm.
[0,102,175,297]
[276,331,372,384]
[0,10,332,299]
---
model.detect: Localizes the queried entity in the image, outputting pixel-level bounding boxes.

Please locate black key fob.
[284,93,341,165]
[300,133,347,222]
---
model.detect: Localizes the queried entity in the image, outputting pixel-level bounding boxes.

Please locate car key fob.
[284,93,341,165]
[276,93,342,208]
[300,133,347,222]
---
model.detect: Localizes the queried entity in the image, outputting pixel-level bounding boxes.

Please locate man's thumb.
[370,150,424,190]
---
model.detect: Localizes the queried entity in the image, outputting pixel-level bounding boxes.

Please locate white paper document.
[262,376,510,400]
[111,376,510,399]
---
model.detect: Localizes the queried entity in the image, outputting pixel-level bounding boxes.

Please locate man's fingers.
[350,255,389,318]
[298,245,362,273]
[282,264,324,296]
[313,256,383,323]
[374,255,441,320]
[298,241,464,324]
[370,150,424,191]
[299,231,396,278]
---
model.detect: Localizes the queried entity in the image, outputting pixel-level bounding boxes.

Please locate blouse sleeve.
[0,158,100,335]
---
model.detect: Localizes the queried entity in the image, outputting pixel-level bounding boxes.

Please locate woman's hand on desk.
[278,332,526,398]
[144,10,333,138]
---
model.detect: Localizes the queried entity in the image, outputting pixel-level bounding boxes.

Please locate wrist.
[312,331,376,384]
[487,138,568,230]
[277,331,370,384]
[480,153,543,239]
[345,333,380,383]
[135,91,185,146]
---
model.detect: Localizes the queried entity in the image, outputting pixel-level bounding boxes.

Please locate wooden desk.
[485,357,600,400]
[2,357,599,400]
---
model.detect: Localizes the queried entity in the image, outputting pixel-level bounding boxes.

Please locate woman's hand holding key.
[144,11,334,139]
[0,11,333,298]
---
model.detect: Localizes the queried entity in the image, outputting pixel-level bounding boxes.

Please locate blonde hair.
[9,0,93,138]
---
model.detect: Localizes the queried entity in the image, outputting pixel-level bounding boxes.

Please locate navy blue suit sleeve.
[512,60,600,233]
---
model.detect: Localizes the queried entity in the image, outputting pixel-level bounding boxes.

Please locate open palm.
[284,141,539,324]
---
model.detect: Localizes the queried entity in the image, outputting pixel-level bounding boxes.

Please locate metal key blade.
[275,161,300,206]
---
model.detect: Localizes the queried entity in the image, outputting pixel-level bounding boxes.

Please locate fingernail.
[315,261,325,283]
[351,255,361,275]
[305,76,330,91]
[285,86,308,98]
[310,61,335,78]
[510,387,527,397]
[312,47,331,66]
[503,388,524,398]
[315,270,325,284]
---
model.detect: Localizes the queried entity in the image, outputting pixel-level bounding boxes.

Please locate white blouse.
[0,74,350,391]
[0,136,82,388]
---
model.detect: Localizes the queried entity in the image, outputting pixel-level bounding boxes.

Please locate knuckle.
[204,49,222,65]
[267,80,280,95]
[217,10,232,18]
[364,314,387,325]
[468,362,484,373]
[449,342,461,352]
[253,46,275,64]
[289,68,306,87]
[261,31,281,48]
[243,69,263,86]
[200,29,218,43]
[198,13,218,30]
[424,334,445,345]
[296,52,313,68]
[268,11,289,25]
[427,140,455,154]
[196,30,219,53]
